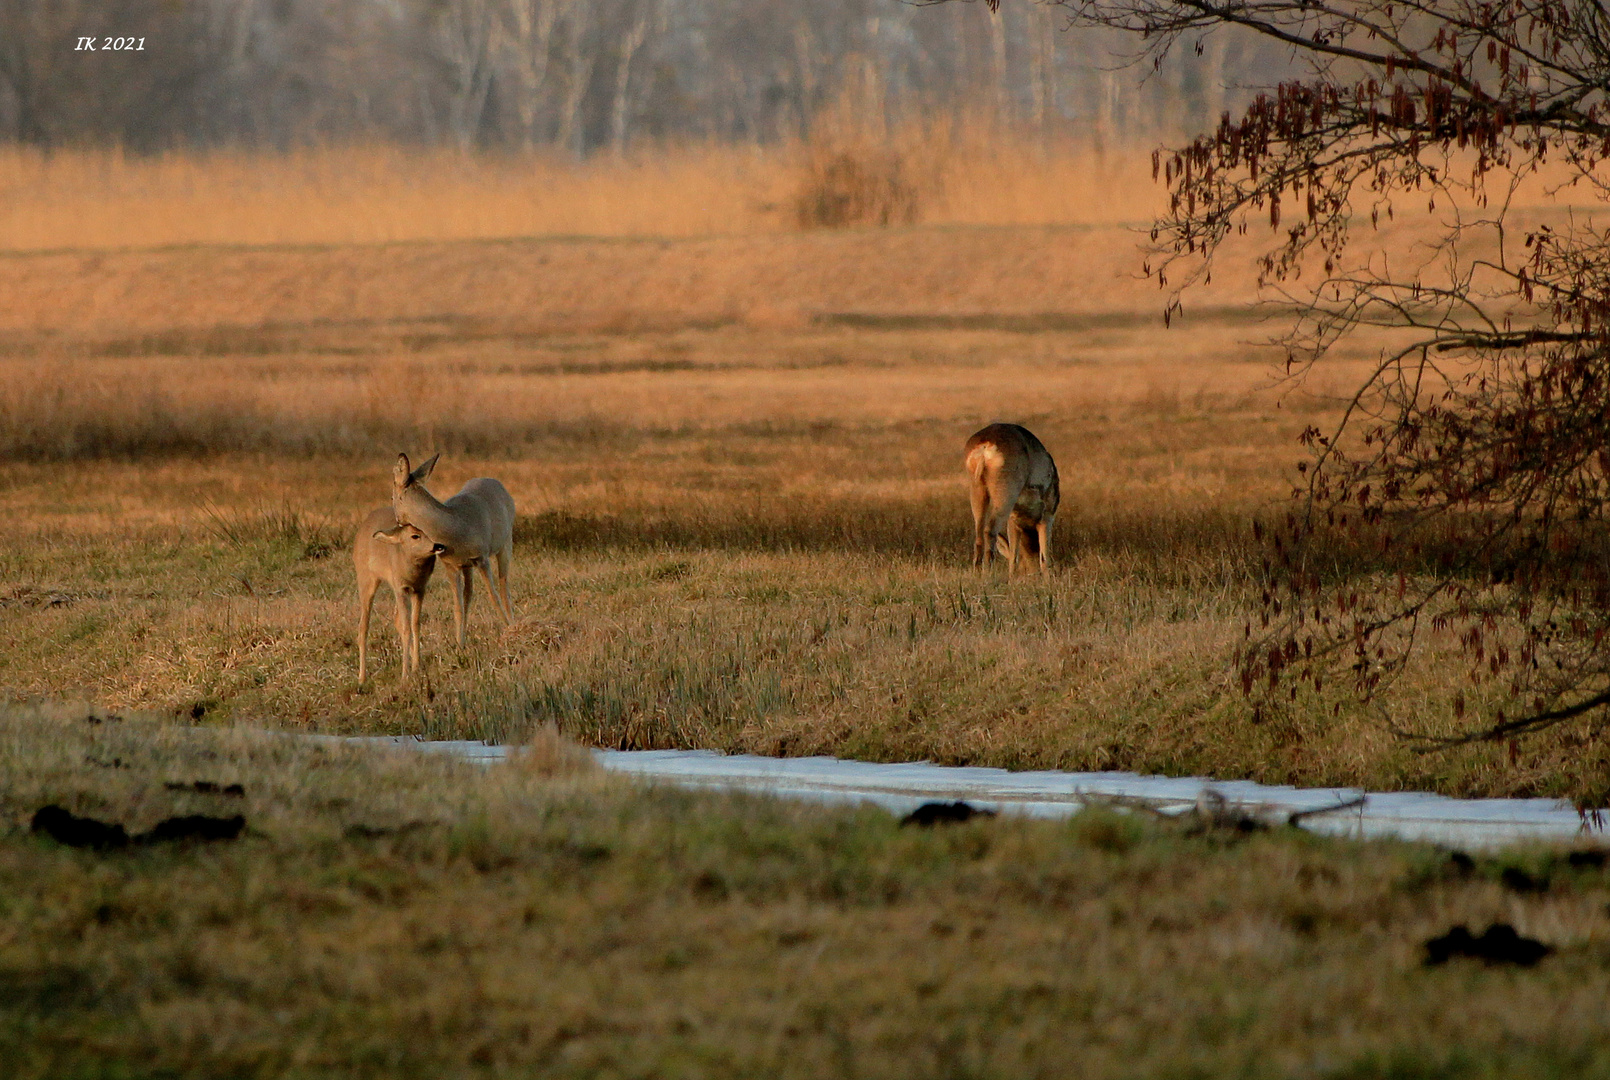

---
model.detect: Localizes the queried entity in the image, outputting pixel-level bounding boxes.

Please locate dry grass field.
[2,143,1607,804]
[8,705,1610,1080]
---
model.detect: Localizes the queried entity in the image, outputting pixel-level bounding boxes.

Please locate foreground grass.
[5,706,1610,1079]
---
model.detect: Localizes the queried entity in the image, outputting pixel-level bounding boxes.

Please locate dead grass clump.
[504,723,599,778]
[790,98,947,230]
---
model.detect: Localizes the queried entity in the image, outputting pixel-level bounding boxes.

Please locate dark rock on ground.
[1424,923,1551,967]
[31,805,246,849]
[1500,866,1550,894]
[31,805,130,850]
[142,814,246,843]
[901,801,997,827]
[163,780,245,797]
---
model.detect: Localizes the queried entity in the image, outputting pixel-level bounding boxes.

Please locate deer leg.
[991,479,1022,573]
[497,544,514,618]
[990,509,1012,571]
[477,561,508,624]
[460,564,475,643]
[970,485,991,569]
[409,590,424,673]
[357,575,379,683]
[1037,515,1054,574]
[392,588,412,679]
[449,566,469,647]
[1007,518,1025,577]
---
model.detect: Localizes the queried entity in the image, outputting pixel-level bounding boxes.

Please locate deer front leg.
[449,565,471,647]
[408,590,424,673]
[392,589,412,679]
[357,576,379,683]
[988,505,1014,571]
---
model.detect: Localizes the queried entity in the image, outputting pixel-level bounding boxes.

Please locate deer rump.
[965,423,1059,571]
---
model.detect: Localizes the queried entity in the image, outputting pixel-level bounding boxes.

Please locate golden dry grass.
[0,136,1587,254]
[0,129,1168,253]
[3,142,1609,800]
[7,704,1610,1079]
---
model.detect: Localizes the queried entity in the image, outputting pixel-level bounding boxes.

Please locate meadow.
[1,140,1606,804]
[6,137,1610,1079]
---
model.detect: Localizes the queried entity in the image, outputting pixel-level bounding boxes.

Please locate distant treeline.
[0,0,1289,153]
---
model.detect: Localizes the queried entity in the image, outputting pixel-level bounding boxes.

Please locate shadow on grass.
[515,500,1264,569]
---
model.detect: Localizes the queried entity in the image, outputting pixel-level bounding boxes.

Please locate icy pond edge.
[304,734,1610,852]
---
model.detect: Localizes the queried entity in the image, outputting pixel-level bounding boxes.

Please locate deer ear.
[372,526,405,545]
[410,453,440,486]
[393,454,412,490]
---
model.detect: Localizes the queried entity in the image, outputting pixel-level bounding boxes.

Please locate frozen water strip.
[316,736,1601,851]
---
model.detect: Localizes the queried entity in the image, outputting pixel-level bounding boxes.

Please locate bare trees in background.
[0,0,1287,152]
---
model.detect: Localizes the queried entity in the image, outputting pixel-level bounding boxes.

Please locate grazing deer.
[391,453,517,645]
[964,422,1060,574]
[354,507,444,683]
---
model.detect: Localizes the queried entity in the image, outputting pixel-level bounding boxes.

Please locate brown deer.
[354,507,444,683]
[391,453,517,645]
[964,423,1060,574]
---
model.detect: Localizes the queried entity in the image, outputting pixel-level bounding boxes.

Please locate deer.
[391,453,517,646]
[354,507,444,683]
[964,422,1060,575]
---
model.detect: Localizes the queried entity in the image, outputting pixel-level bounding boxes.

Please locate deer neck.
[396,486,480,558]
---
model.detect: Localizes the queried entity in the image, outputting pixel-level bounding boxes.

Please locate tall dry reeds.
[0,126,1170,252]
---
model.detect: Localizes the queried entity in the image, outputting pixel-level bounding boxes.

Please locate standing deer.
[354,507,444,683]
[391,453,517,645]
[964,422,1060,574]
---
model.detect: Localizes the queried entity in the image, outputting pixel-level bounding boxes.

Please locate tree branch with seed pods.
[937,1,1610,763]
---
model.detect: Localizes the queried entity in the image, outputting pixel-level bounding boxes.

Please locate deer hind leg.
[1037,514,1054,574]
[477,560,508,624]
[357,575,379,683]
[496,543,514,618]
[989,477,1025,574]
[970,483,992,569]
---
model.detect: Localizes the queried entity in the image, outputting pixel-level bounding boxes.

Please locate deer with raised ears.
[391,453,517,646]
[354,507,444,683]
[964,422,1060,575]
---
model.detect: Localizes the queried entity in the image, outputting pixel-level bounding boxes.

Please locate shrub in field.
[794,145,921,229]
